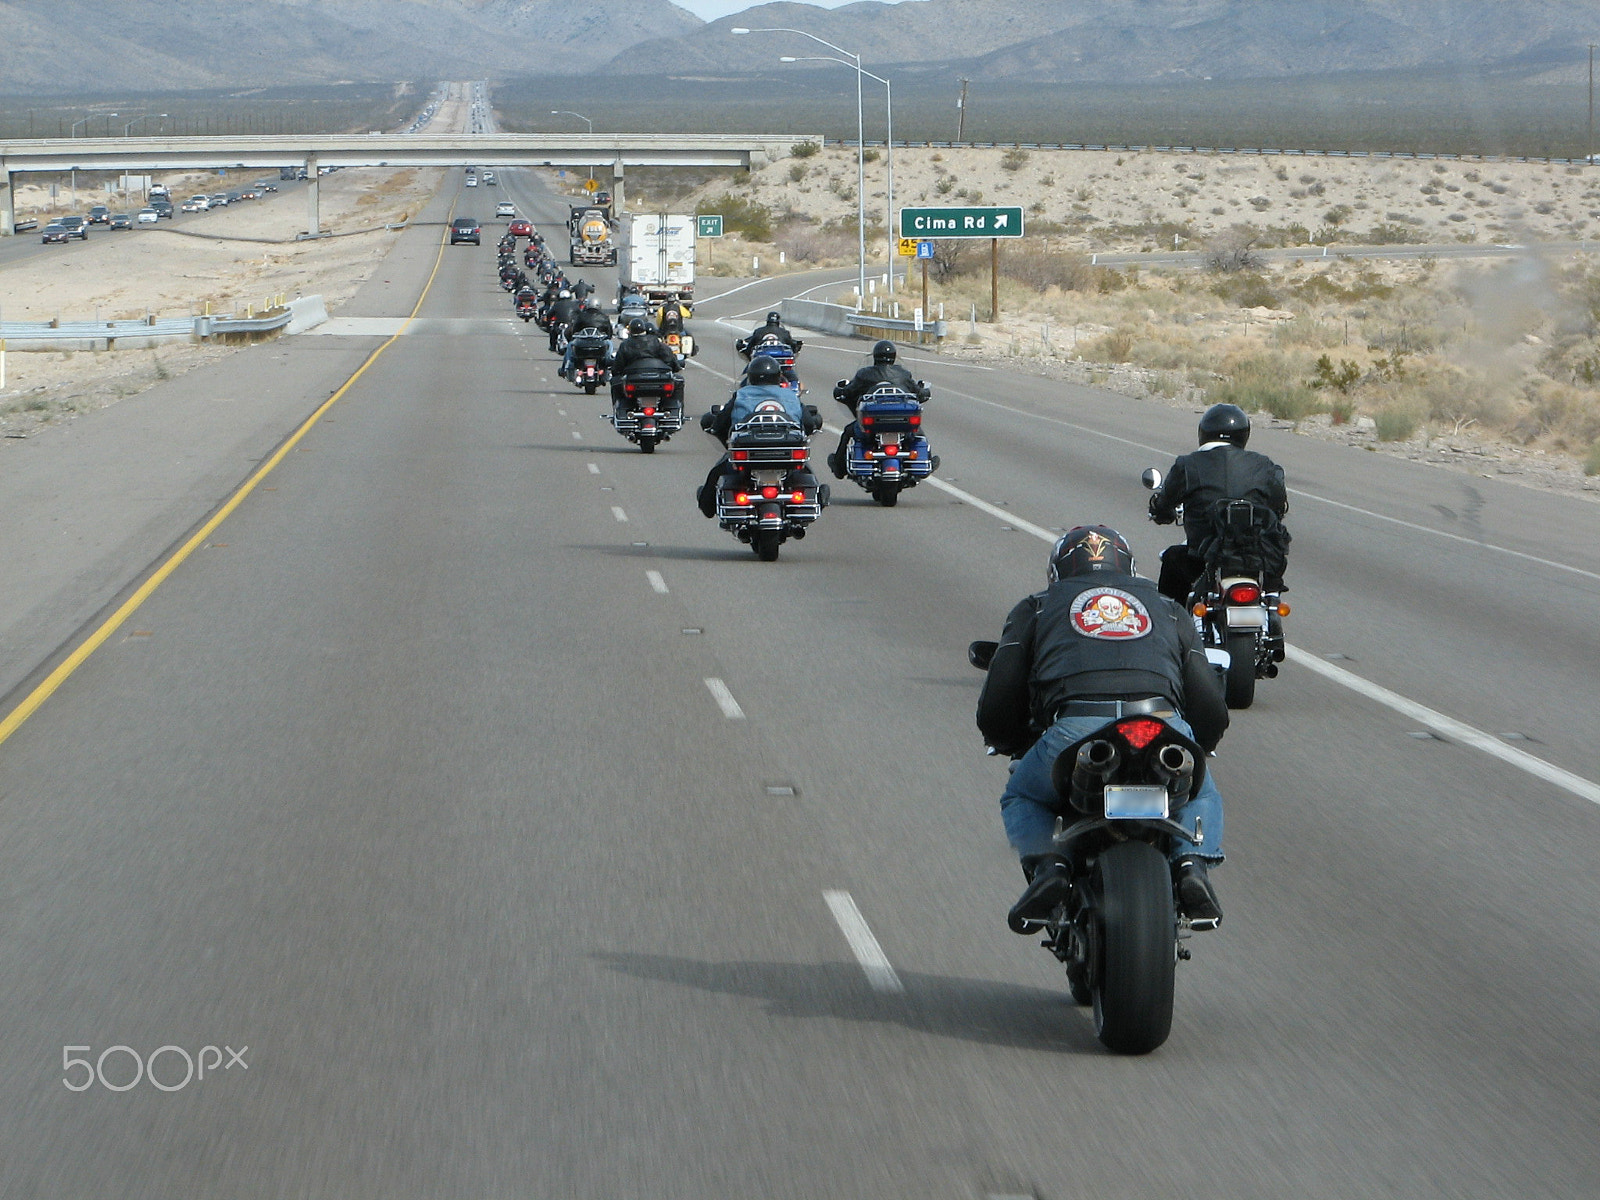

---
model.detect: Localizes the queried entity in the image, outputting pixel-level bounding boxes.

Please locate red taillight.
[861,415,874,427]
[624,384,636,396]
[663,382,675,394]
[909,413,921,426]
[1117,718,1165,750]
[1227,583,1262,604]
[734,492,751,505]
[761,485,780,500]
[643,407,656,416]
[791,449,807,461]
[883,444,899,456]
[731,450,748,461]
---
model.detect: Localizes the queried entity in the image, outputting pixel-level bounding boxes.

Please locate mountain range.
[1,0,1596,96]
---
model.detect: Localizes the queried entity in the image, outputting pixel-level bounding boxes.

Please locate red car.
[508,218,533,238]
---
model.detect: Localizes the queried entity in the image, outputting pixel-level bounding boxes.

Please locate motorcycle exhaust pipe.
[1069,739,1120,803]
[1152,743,1196,790]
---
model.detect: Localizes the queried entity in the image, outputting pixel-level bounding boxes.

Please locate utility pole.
[1589,43,1596,165]
[956,78,970,143]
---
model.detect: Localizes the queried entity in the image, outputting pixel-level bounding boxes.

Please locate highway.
[0,163,1597,1199]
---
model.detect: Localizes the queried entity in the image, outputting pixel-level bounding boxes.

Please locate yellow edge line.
[0,196,460,749]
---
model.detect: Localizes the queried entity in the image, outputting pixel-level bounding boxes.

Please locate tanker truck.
[568,205,618,266]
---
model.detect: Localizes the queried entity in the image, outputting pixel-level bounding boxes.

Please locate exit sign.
[899,206,1024,239]
[697,214,724,237]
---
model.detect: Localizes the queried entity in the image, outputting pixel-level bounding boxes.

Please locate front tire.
[1090,841,1176,1054]
[1223,631,1257,709]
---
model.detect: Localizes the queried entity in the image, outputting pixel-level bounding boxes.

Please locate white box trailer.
[626,213,696,312]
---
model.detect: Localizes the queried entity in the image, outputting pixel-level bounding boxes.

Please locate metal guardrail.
[779,297,946,345]
[839,140,1596,165]
[12,219,37,233]
[847,313,947,344]
[0,307,292,347]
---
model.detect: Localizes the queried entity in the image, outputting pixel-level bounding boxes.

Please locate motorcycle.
[832,381,934,507]
[514,294,537,322]
[609,367,685,454]
[704,400,823,561]
[566,333,610,395]
[740,340,801,391]
[969,639,1216,1054]
[1142,469,1289,709]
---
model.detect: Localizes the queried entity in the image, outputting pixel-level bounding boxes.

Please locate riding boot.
[1008,854,1071,934]
[1174,857,1223,927]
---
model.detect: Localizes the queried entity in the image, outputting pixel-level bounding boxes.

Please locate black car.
[109,213,134,230]
[41,224,71,244]
[150,199,174,219]
[450,217,481,245]
[88,205,111,224]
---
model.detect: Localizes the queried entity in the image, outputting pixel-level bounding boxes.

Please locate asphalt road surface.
[1,166,1597,1200]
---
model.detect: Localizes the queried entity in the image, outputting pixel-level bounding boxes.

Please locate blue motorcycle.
[833,382,933,507]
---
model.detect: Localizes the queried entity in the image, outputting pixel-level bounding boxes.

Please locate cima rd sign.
[900,206,1025,239]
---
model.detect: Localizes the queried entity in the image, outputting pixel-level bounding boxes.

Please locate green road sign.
[697,214,724,238]
[899,206,1024,239]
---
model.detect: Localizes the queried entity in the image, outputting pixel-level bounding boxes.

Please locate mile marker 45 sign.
[900,206,1025,239]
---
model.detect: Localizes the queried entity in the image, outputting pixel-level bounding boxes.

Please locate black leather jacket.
[977,569,1228,757]
[1149,443,1287,546]
[611,333,677,375]
[839,363,922,412]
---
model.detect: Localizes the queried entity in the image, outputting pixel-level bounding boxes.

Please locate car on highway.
[150,199,173,219]
[40,223,71,244]
[483,172,496,185]
[209,193,230,208]
[449,217,481,245]
[56,216,89,240]
[465,175,477,187]
[509,218,533,238]
[149,184,169,200]
[239,187,259,200]
[496,202,516,218]
[88,205,111,225]
[182,195,210,212]
[136,208,160,224]
[255,181,278,194]
[109,213,133,230]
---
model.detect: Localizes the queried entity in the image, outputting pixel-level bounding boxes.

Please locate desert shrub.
[788,164,806,183]
[1211,272,1278,309]
[1087,328,1135,362]
[1130,335,1197,370]
[1374,405,1420,441]
[1519,377,1600,442]
[1207,226,1262,273]
[1417,365,1510,431]
[791,140,820,158]
[698,193,771,241]
[778,220,855,264]
[1309,355,1362,393]
[862,148,880,163]
[1000,148,1030,171]
[1211,353,1321,420]
[1001,249,1094,293]
[1365,222,1428,245]
[935,176,955,195]
[1586,439,1600,475]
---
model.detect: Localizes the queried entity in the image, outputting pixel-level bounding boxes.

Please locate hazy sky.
[674,0,910,19]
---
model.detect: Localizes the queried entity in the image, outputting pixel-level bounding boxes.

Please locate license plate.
[1225,605,1267,629]
[1103,785,1169,820]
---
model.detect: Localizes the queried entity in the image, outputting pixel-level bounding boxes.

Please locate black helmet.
[628,318,649,335]
[747,356,783,385]
[1198,403,1250,447]
[765,311,782,326]
[1048,526,1135,583]
[872,339,897,365]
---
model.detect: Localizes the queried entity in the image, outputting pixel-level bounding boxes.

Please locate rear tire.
[584,382,597,395]
[1224,631,1257,709]
[639,438,656,454]
[754,529,781,561]
[1090,841,1176,1054]
[873,480,901,507]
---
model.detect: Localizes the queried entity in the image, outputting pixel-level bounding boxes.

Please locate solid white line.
[646,570,668,593]
[611,506,628,523]
[703,677,745,719]
[1284,647,1600,807]
[823,890,904,995]
[586,463,600,474]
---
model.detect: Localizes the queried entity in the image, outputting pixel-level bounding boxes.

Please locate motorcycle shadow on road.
[594,952,1103,1055]
[566,543,764,562]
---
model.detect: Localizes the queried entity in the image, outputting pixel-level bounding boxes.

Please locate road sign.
[916,240,935,259]
[899,206,1025,239]
[697,214,724,238]
[897,237,917,257]
[584,178,599,193]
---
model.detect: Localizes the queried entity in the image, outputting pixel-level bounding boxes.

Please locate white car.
[136,208,160,223]
[149,184,170,200]
[465,176,477,187]
[183,195,210,212]
[496,202,516,218]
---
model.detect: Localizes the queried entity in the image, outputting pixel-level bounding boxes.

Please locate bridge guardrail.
[0,305,297,349]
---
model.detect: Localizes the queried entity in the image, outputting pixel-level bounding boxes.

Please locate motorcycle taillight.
[761,485,779,500]
[643,407,656,416]
[1227,582,1262,604]
[624,384,636,395]
[663,382,675,394]
[1117,718,1165,750]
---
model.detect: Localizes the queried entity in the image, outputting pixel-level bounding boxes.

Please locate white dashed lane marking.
[703,677,745,720]
[824,890,904,995]
[646,570,668,593]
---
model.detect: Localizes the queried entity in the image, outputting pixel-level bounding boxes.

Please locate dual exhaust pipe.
[1069,738,1197,809]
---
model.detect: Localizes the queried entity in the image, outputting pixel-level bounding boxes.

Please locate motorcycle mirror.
[968,640,998,671]
[1141,468,1163,490]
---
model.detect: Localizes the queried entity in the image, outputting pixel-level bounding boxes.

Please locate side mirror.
[968,640,998,671]
[1141,467,1163,490]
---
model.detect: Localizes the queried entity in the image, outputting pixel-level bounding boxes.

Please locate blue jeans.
[999,714,1224,866]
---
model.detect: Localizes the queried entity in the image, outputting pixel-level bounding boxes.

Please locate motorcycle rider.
[1148,404,1290,647]
[977,526,1229,931]
[609,318,682,421]
[546,288,581,353]
[696,355,824,518]
[826,339,930,479]
[736,311,802,359]
[558,301,614,379]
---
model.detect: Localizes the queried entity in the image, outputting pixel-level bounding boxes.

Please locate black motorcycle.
[609,368,685,453]
[1142,470,1288,709]
[970,640,1216,1054]
[566,333,610,395]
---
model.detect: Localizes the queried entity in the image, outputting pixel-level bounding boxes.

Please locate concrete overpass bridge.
[0,133,814,235]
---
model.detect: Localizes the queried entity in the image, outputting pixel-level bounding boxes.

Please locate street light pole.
[734,26,867,308]
[68,112,116,207]
[551,109,595,184]
[1589,43,1595,165]
[782,56,894,294]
